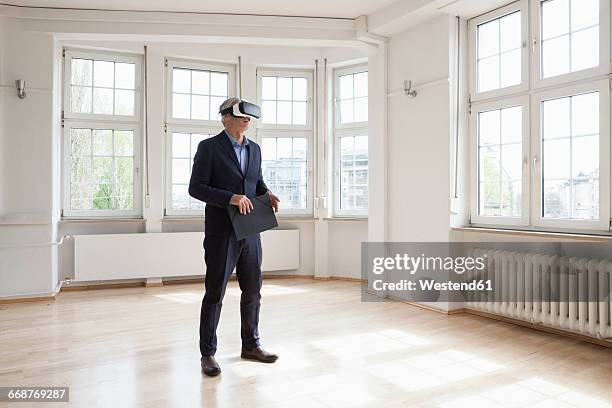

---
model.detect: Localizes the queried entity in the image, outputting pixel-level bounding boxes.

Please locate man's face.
[224,112,251,135]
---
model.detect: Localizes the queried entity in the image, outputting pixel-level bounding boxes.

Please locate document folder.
[227,194,278,240]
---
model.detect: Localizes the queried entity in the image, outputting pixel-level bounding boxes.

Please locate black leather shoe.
[241,346,279,363]
[201,355,221,377]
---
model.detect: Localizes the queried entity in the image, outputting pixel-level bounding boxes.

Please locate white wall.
[386,15,453,242]
[0,18,59,297]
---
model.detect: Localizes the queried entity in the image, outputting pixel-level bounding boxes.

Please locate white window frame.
[256,68,314,216]
[63,49,142,123]
[530,0,611,89]
[532,79,610,230]
[470,95,531,226]
[164,59,235,216]
[62,121,142,218]
[165,59,236,128]
[62,48,143,219]
[165,125,221,217]
[256,68,314,131]
[333,65,369,131]
[469,0,530,102]
[333,64,369,218]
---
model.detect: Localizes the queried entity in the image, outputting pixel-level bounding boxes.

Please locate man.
[189,97,281,377]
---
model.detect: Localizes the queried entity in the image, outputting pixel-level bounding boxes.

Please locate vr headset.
[219,100,261,119]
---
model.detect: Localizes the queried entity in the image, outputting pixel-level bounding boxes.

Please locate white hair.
[219,97,241,126]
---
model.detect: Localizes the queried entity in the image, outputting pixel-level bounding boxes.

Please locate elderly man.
[189,97,281,377]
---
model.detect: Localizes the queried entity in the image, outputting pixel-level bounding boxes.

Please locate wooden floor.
[1,278,611,408]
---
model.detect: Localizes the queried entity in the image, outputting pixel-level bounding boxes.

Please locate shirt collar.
[224,129,249,147]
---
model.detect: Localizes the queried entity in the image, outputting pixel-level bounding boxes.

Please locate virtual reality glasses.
[219,100,261,119]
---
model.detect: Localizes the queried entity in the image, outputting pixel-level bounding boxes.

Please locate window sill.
[60,217,146,224]
[323,217,368,222]
[453,226,612,241]
[162,215,317,222]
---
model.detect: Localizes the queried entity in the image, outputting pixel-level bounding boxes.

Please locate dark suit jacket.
[188,130,269,237]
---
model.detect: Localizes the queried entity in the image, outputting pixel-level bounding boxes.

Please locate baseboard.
[464,309,612,349]
[0,281,63,304]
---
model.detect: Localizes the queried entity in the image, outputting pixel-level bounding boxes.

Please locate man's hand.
[230,194,253,215]
[268,191,280,213]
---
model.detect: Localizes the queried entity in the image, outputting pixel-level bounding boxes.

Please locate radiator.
[465,248,612,341]
[73,230,300,282]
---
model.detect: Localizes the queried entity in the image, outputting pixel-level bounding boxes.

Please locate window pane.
[542,0,569,40]
[262,101,277,124]
[340,99,354,123]
[173,133,191,158]
[500,49,521,88]
[501,106,522,144]
[114,156,134,209]
[115,63,135,90]
[572,135,598,179]
[571,92,598,136]
[173,94,190,119]
[354,97,368,122]
[501,180,522,217]
[571,0,598,31]
[209,96,224,121]
[478,110,500,146]
[71,128,91,157]
[339,74,353,99]
[173,69,191,93]
[114,89,134,116]
[92,156,113,183]
[172,158,191,184]
[543,97,570,139]
[277,77,292,100]
[210,72,228,96]
[572,178,598,219]
[500,11,521,52]
[543,138,571,179]
[93,88,113,115]
[478,19,499,59]
[262,77,277,100]
[277,101,291,124]
[501,143,522,181]
[354,72,368,98]
[293,138,307,160]
[292,101,307,125]
[114,130,134,156]
[71,58,92,86]
[542,35,570,78]
[478,55,500,92]
[571,26,598,72]
[93,60,114,88]
[543,179,571,218]
[479,145,501,216]
[293,77,307,101]
[277,138,292,160]
[192,70,210,95]
[71,86,92,113]
[172,184,190,210]
[191,95,210,120]
[92,129,113,156]
[262,138,277,161]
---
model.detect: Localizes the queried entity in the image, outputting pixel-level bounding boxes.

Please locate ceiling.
[5,0,400,19]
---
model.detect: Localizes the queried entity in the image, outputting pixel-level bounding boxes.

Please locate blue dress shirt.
[224,130,249,174]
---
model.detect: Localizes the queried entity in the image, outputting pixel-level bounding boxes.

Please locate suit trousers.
[199,232,263,357]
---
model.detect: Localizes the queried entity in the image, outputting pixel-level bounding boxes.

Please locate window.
[533,82,609,230]
[62,49,142,218]
[334,65,368,217]
[469,1,528,100]
[470,97,529,226]
[165,60,235,216]
[469,1,610,231]
[257,69,313,215]
[533,0,609,86]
